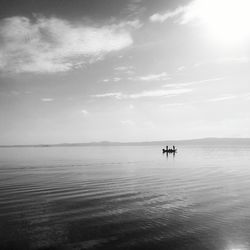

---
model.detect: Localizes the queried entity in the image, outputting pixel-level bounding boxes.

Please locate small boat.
[162,146,177,154]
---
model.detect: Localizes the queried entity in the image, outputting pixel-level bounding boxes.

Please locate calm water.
[1,144,250,250]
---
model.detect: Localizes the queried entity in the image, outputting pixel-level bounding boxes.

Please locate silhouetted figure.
[162,145,177,154]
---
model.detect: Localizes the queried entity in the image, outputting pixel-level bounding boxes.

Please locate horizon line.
[1,137,250,148]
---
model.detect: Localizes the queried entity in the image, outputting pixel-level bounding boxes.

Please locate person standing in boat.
[173,145,175,151]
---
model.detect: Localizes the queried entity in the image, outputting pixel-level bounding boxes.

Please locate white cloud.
[115,19,142,29]
[114,65,135,71]
[81,109,89,115]
[41,98,54,102]
[113,77,122,82]
[128,88,191,98]
[163,77,223,88]
[138,72,169,81]
[92,92,123,99]
[128,72,169,81]
[177,66,186,71]
[93,88,191,99]
[150,6,186,23]
[115,66,129,71]
[114,66,135,76]
[207,95,237,102]
[0,16,137,73]
[102,77,122,83]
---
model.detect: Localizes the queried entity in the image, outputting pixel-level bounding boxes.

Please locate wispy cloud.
[126,0,145,19]
[113,77,122,82]
[114,66,135,71]
[41,98,54,102]
[163,77,223,88]
[102,77,122,83]
[150,6,186,23]
[81,109,89,115]
[129,72,169,81]
[128,88,191,98]
[149,1,206,24]
[0,16,138,73]
[177,66,186,71]
[207,95,237,102]
[114,65,135,75]
[138,72,169,81]
[92,88,191,99]
[92,92,123,99]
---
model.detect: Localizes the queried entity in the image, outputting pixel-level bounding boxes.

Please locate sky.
[0,0,250,145]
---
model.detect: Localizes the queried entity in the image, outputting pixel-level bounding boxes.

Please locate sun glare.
[189,0,250,45]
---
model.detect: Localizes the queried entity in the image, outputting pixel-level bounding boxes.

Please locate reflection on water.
[0,144,250,249]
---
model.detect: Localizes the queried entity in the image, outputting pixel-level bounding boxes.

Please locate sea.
[1,142,250,250]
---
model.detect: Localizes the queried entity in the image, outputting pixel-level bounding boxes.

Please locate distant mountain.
[1,138,250,148]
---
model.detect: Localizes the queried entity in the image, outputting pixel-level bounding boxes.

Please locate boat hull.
[162,149,177,153]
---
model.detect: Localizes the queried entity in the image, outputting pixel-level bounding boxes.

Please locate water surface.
[1,144,250,250]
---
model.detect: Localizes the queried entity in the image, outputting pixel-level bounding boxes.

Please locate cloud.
[114,65,135,71]
[92,88,191,99]
[102,77,122,83]
[114,66,135,73]
[150,6,186,23]
[138,72,169,81]
[163,77,223,88]
[113,77,122,82]
[126,0,145,18]
[128,72,169,81]
[92,92,123,99]
[0,16,137,73]
[41,98,54,102]
[207,95,237,102]
[81,109,89,115]
[128,88,191,98]
[114,65,135,76]
[177,66,186,71]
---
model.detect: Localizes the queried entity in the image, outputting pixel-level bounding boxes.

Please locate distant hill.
[1,138,250,148]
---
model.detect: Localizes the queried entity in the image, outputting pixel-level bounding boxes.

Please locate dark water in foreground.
[1,144,250,250]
